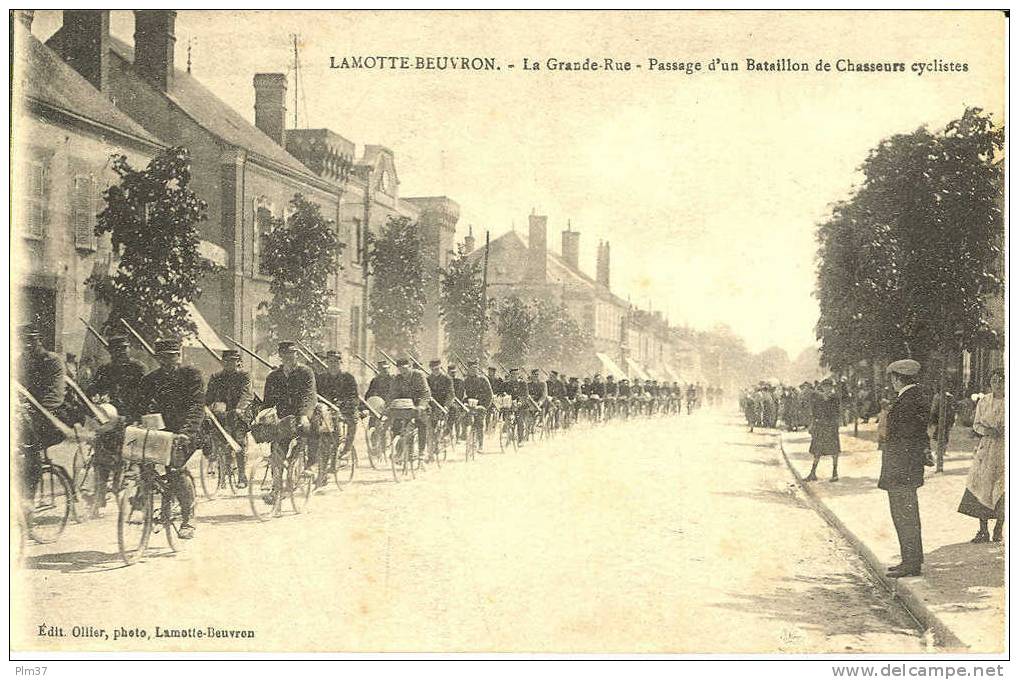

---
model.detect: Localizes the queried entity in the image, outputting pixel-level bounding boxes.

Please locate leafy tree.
[439,244,489,363]
[494,295,534,368]
[256,193,343,351]
[815,108,1004,371]
[87,147,217,339]
[368,215,426,355]
[528,299,591,371]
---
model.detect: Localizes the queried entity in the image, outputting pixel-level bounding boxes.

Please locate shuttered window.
[24,159,47,240]
[72,173,97,251]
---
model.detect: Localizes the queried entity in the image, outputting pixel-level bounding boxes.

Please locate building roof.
[17,28,162,146]
[106,35,321,179]
[476,230,629,308]
[46,25,325,182]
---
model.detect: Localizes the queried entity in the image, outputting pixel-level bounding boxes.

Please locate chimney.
[56,11,110,91]
[597,240,611,288]
[134,10,176,91]
[253,73,288,146]
[527,213,548,282]
[561,219,580,270]
[463,225,475,253]
[17,10,35,32]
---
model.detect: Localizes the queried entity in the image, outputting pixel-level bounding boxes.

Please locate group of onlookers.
[739,363,1005,578]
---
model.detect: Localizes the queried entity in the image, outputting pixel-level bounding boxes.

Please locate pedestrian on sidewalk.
[958,368,1005,543]
[805,378,841,481]
[880,359,929,578]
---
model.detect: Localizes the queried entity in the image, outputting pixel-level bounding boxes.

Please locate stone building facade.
[13,11,163,367]
[43,10,459,385]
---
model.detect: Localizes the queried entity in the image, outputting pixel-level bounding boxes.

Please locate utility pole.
[291,34,300,129]
[481,229,491,361]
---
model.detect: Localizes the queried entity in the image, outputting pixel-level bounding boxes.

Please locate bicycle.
[388,410,421,482]
[117,460,196,565]
[247,418,313,521]
[199,428,238,499]
[20,446,74,544]
[462,404,486,461]
[499,407,520,452]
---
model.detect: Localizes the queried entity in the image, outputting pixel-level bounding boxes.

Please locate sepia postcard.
[9,8,1007,661]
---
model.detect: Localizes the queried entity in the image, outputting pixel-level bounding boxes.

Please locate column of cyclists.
[16,327,703,566]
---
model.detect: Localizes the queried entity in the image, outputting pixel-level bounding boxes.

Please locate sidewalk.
[778,422,1005,653]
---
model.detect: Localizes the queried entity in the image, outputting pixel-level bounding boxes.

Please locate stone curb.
[774,432,967,651]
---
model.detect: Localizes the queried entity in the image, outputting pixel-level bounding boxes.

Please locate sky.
[32,10,1005,356]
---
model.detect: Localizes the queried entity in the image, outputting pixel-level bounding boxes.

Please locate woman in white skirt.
[958,369,1005,543]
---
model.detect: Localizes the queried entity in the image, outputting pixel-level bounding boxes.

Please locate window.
[350,305,361,354]
[352,218,363,264]
[72,173,97,251]
[24,158,48,240]
[255,202,274,276]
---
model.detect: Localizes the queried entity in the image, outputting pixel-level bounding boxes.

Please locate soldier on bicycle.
[261,341,317,514]
[205,348,253,488]
[463,360,494,447]
[85,334,145,515]
[387,358,432,457]
[17,324,67,508]
[134,338,205,539]
[427,360,454,453]
[314,350,360,484]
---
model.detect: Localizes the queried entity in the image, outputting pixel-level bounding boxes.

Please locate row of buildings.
[13,9,706,388]
[467,214,703,383]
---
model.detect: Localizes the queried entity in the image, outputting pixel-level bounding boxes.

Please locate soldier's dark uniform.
[85,335,145,510]
[205,349,254,484]
[488,368,506,396]
[463,368,494,446]
[135,339,205,530]
[388,364,432,454]
[17,328,67,497]
[314,352,360,469]
[505,372,530,441]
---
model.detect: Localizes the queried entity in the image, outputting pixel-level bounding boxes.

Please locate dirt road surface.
[12,410,928,653]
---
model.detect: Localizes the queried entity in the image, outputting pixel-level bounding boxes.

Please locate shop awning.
[596,352,626,378]
[182,302,229,351]
[626,357,650,381]
[662,363,682,383]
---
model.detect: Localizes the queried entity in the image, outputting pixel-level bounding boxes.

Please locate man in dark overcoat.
[880,359,929,578]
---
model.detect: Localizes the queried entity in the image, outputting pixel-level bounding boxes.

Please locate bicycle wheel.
[117,475,153,565]
[73,455,97,523]
[389,435,402,482]
[217,450,236,496]
[159,469,195,553]
[366,426,385,469]
[288,444,312,514]
[27,466,72,544]
[247,457,276,522]
[464,424,473,461]
[198,450,220,500]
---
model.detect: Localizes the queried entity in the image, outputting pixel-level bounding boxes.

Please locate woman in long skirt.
[958,369,1005,543]
[806,378,841,482]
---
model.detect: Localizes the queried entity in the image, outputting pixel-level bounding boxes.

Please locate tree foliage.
[367,215,426,355]
[439,244,489,362]
[528,298,592,371]
[493,295,533,368]
[87,147,217,339]
[815,107,1003,371]
[256,193,343,351]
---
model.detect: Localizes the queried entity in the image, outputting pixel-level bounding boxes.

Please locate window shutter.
[24,160,46,240]
[73,174,97,251]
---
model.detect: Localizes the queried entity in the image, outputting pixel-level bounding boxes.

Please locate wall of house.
[14,108,155,367]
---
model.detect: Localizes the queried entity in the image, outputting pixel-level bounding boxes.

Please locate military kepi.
[154,337,181,354]
[277,341,297,353]
[886,359,921,376]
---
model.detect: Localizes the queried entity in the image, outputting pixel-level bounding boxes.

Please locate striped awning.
[182,302,229,351]
[625,357,650,381]
[596,352,626,378]
[662,363,682,383]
